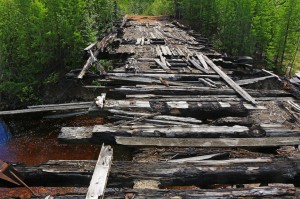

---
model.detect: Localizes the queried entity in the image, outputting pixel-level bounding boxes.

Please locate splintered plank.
[154,59,171,71]
[188,57,209,74]
[0,103,91,116]
[202,55,257,105]
[116,137,300,147]
[86,145,113,199]
[196,53,209,70]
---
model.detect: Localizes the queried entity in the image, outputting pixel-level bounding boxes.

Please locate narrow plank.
[165,46,172,56]
[188,57,209,74]
[86,145,113,199]
[236,75,275,86]
[116,137,300,147]
[202,54,257,105]
[154,59,171,71]
[196,53,209,70]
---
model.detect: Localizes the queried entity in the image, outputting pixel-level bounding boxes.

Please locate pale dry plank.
[116,137,300,147]
[86,145,113,199]
[202,54,257,105]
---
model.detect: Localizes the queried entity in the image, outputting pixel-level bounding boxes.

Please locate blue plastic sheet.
[0,119,11,144]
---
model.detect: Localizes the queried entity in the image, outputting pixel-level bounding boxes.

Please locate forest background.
[0,0,299,107]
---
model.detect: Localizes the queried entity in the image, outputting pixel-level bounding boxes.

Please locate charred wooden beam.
[4,158,300,188]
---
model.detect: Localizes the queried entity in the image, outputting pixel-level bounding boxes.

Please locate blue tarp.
[0,119,11,144]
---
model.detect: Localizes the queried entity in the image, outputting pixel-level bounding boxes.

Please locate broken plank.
[108,109,203,124]
[202,54,257,105]
[116,137,300,147]
[112,86,291,98]
[188,57,209,73]
[160,46,168,56]
[196,53,209,70]
[154,59,171,71]
[86,145,113,199]
[236,75,276,86]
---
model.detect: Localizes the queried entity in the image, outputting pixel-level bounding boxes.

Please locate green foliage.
[44,72,60,85]
[180,0,300,74]
[117,0,173,15]
[0,0,116,104]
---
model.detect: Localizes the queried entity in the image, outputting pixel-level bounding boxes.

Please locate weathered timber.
[110,115,196,126]
[6,158,300,187]
[59,127,93,143]
[108,73,221,80]
[108,109,203,124]
[59,124,300,145]
[188,57,209,73]
[196,53,209,70]
[108,75,196,87]
[212,117,253,126]
[203,54,257,105]
[2,186,299,198]
[236,75,276,86]
[86,145,113,199]
[99,100,252,119]
[104,187,298,199]
[116,137,300,147]
[125,94,294,101]
[0,103,91,116]
[198,78,217,88]
[154,59,171,71]
[111,86,291,98]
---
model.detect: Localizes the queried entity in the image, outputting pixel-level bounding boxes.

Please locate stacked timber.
[2,16,300,198]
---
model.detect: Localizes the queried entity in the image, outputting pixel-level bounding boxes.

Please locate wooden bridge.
[1,15,300,198]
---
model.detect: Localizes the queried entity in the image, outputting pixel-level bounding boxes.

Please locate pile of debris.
[1,15,300,198]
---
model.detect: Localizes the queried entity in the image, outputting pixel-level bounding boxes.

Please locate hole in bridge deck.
[0,115,132,166]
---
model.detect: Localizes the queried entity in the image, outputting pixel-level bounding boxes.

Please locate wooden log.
[91,125,263,142]
[202,55,257,105]
[116,137,300,148]
[8,158,300,187]
[99,100,254,119]
[58,124,300,145]
[111,86,292,98]
[86,145,113,199]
